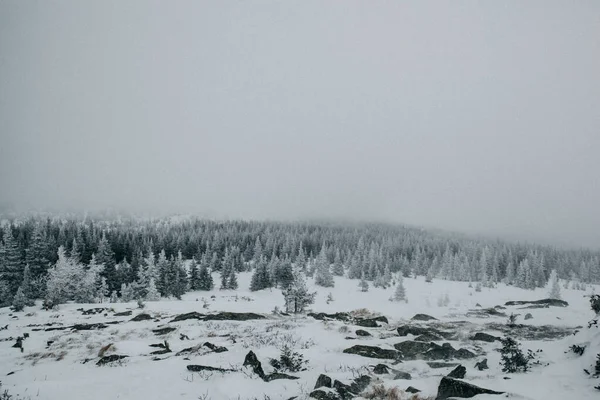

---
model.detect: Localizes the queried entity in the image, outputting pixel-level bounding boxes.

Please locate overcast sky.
[1,1,599,248]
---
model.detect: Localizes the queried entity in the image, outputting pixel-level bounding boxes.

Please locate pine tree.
[283,266,315,314]
[156,250,170,295]
[296,243,307,272]
[253,237,263,266]
[275,256,294,289]
[359,273,369,292]
[548,269,561,300]
[505,261,516,285]
[146,278,160,301]
[197,255,214,291]
[188,258,201,290]
[0,228,23,295]
[120,283,135,302]
[227,268,238,290]
[332,249,344,276]
[20,265,35,306]
[250,256,271,291]
[314,247,334,287]
[393,276,406,302]
[12,286,27,311]
[96,233,117,293]
[25,223,49,297]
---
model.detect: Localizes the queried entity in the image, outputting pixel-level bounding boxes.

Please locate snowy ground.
[1,274,599,400]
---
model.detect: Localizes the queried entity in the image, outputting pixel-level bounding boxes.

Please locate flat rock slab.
[504,299,568,307]
[411,314,438,321]
[187,365,234,373]
[343,345,401,360]
[469,332,500,342]
[394,341,476,361]
[428,362,460,369]
[171,312,265,323]
[152,327,177,335]
[436,377,503,400]
[130,313,153,322]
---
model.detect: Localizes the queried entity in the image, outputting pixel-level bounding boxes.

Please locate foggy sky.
[1,1,599,248]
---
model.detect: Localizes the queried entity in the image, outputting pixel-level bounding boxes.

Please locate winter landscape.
[2,1,599,400]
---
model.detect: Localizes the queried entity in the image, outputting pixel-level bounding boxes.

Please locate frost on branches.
[282,266,315,314]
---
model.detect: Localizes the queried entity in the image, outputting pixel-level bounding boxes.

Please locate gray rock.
[436,377,503,400]
[203,342,228,353]
[314,374,332,389]
[171,311,265,323]
[414,332,444,342]
[373,364,390,374]
[355,329,371,337]
[114,310,132,316]
[427,362,460,369]
[152,326,176,335]
[187,365,234,373]
[524,313,533,320]
[447,365,466,379]
[130,313,153,322]
[242,350,298,382]
[469,332,500,342]
[393,371,412,380]
[96,355,128,366]
[411,314,438,321]
[406,386,421,393]
[475,358,488,371]
[504,299,568,307]
[394,341,475,361]
[309,389,341,400]
[343,345,401,360]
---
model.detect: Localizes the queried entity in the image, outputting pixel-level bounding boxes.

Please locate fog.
[1,1,599,248]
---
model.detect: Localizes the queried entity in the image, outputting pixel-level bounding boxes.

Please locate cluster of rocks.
[308,312,389,328]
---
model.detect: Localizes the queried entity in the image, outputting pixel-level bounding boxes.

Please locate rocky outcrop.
[355,329,371,337]
[355,316,388,327]
[114,310,132,317]
[309,313,387,328]
[72,323,108,331]
[333,375,371,400]
[435,377,503,400]
[152,326,176,335]
[427,362,460,369]
[394,341,476,361]
[414,332,444,342]
[203,342,228,353]
[343,345,401,360]
[466,308,507,318]
[186,365,234,373]
[242,351,299,382]
[397,325,454,340]
[469,332,500,342]
[373,364,391,374]
[406,386,421,394]
[504,299,568,307]
[447,365,466,379]
[474,358,488,371]
[130,313,153,322]
[171,311,265,323]
[411,314,437,321]
[96,355,128,366]
[485,322,576,340]
[314,374,333,389]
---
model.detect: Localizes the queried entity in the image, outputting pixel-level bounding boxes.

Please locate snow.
[1,273,599,400]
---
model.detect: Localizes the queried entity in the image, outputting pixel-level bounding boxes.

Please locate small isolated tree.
[110,290,119,303]
[283,267,315,314]
[12,286,27,311]
[146,278,160,301]
[547,269,561,300]
[393,276,406,302]
[359,274,369,292]
[499,336,531,373]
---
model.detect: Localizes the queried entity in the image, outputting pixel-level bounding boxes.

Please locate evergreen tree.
[25,223,50,298]
[296,243,307,272]
[505,261,516,285]
[393,275,406,302]
[20,265,35,306]
[548,269,561,300]
[12,286,27,311]
[120,283,135,302]
[188,258,201,290]
[146,278,160,301]
[283,266,315,314]
[332,249,344,276]
[156,249,170,295]
[250,256,271,291]
[359,273,369,292]
[275,256,294,289]
[0,228,23,295]
[197,255,214,291]
[253,237,263,266]
[227,268,238,290]
[314,247,334,287]
[96,233,117,293]
[0,281,11,307]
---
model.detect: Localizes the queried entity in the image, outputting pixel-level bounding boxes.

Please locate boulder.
[373,364,390,374]
[72,323,108,331]
[394,341,475,361]
[414,332,444,342]
[333,375,371,399]
[397,325,455,340]
[96,355,128,366]
[393,371,412,380]
[114,310,132,317]
[435,377,503,400]
[466,308,507,318]
[308,312,351,322]
[152,327,176,335]
[171,311,265,323]
[170,312,205,322]
[130,313,153,322]
[186,365,233,373]
[203,342,228,353]
[447,365,466,379]
[81,308,107,315]
[355,316,388,327]
[469,332,500,342]
[355,329,371,337]
[504,299,568,307]
[474,359,488,371]
[406,386,421,394]
[343,345,401,360]
[242,350,298,382]
[524,313,533,320]
[314,374,332,389]
[411,314,437,321]
[309,390,341,400]
[427,362,460,369]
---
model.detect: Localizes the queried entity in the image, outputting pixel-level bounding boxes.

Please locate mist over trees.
[0,214,599,305]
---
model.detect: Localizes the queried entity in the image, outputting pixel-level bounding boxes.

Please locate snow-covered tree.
[197,255,214,291]
[359,273,369,292]
[20,265,35,306]
[548,269,561,300]
[332,249,344,276]
[96,233,117,293]
[314,247,334,287]
[188,258,200,290]
[393,276,407,302]
[227,268,238,290]
[146,278,160,301]
[0,228,23,295]
[505,261,516,285]
[120,283,135,302]
[283,266,315,314]
[250,256,271,291]
[12,286,27,311]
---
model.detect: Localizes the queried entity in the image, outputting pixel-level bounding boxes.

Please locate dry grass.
[362,384,435,400]
[25,351,68,365]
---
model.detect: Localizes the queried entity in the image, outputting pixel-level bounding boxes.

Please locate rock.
[373,364,390,374]
[397,325,454,340]
[264,372,300,382]
[309,389,341,400]
[355,316,388,327]
[96,355,128,366]
[81,308,107,315]
[130,313,153,322]
[494,305,507,310]
[485,322,576,340]
[243,350,266,379]
[414,332,444,342]
[466,308,507,318]
[203,342,228,353]
[72,323,108,331]
[308,312,351,322]
[411,314,437,321]
[394,341,475,361]
[314,374,332,389]
[406,386,421,394]
[427,362,460,369]
[152,327,176,335]
[171,311,265,323]
[504,299,568,307]
[435,376,503,400]
[469,332,500,342]
[333,375,371,399]
[343,345,401,360]
[393,371,412,380]
[524,313,533,320]
[447,365,466,379]
[186,365,233,373]
[114,310,132,316]
[475,303,481,307]
[394,340,433,358]
[355,329,371,337]
[474,358,488,371]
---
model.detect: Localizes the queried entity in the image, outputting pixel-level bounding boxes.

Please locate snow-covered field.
[1,274,599,400]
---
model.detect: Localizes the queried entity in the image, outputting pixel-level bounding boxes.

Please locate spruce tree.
[20,265,35,306]
[25,223,49,297]
[0,228,23,295]
[120,283,135,302]
[359,273,369,292]
[12,286,27,311]
[250,256,271,291]
[188,258,201,290]
[393,276,406,302]
[283,266,315,314]
[96,233,117,293]
[332,249,344,276]
[314,247,334,287]
[197,255,214,291]
[146,278,160,301]
[227,268,238,290]
[548,269,561,299]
